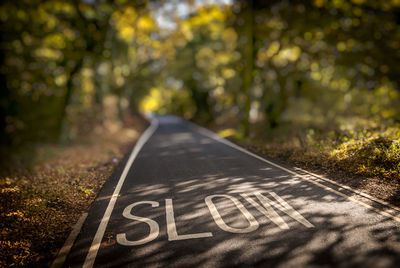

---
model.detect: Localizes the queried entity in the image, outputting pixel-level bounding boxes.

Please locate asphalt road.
[61,115,400,268]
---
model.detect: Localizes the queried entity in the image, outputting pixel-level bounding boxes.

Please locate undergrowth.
[219,125,400,181]
[331,128,400,180]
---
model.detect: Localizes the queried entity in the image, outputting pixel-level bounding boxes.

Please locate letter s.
[116,201,159,246]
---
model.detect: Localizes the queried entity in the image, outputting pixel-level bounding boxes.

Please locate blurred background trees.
[1,0,399,148]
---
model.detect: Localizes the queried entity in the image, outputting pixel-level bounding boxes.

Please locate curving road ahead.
[59,115,400,268]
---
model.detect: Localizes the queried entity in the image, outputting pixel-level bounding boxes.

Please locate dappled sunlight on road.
[66,116,400,267]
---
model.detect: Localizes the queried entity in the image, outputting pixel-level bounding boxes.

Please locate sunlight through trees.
[1,0,399,152]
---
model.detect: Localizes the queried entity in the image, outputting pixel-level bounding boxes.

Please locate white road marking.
[205,194,259,233]
[241,193,289,229]
[255,192,314,228]
[83,119,159,268]
[117,201,160,246]
[188,121,400,223]
[114,192,313,246]
[165,199,213,241]
[51,212,88,268]
[294,167,400,215]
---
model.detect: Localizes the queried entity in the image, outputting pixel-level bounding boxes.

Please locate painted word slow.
[116,192,314,246]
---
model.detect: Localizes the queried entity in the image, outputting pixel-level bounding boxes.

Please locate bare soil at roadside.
[0,115,147,267]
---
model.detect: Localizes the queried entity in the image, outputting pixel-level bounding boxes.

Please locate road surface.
[60,115,400,267]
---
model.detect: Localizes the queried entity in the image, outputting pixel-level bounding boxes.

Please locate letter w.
[241,192,314,229]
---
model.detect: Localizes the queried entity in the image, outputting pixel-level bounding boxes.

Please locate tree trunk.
[189,79,212,123]
[0,42,10,145]
[57,58,83,140]
[264,67,288,129]
[240,0,254,137]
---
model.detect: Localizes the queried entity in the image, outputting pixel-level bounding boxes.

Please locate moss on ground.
[217,124,400,204]
[331,128,400,180]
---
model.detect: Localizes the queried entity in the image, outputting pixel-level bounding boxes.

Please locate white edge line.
[188,121,400,223]
[83,119,159,268]
[293,167,400,213]
[51,212,88,268]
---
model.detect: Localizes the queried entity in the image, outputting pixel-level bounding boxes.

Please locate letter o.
[205,195,259,233]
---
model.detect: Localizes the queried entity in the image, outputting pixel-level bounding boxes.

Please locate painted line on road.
[51,212,88,268]
[189,122,400,223]
[293,167,400,215]
[83,119,159,268]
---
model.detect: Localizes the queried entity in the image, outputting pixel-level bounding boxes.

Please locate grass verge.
[216,124,400,206]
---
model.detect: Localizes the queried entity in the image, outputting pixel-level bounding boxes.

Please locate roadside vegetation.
[220,125,400,181]
[214,124,400,204]
[0,108,145,267]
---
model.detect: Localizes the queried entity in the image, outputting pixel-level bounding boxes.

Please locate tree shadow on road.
[66,117,400,267]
